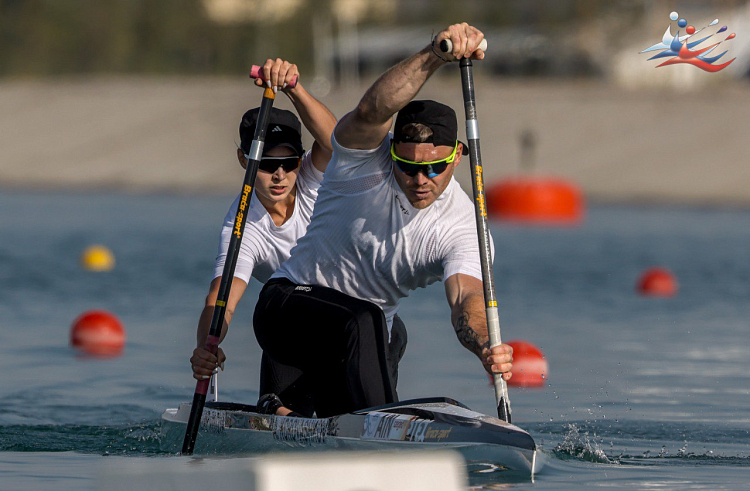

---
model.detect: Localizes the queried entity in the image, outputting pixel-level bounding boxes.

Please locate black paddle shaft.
[458,57,512,423]
[181,87,277,455]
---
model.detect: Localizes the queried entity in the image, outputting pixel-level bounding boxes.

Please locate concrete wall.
[1,76,748,206]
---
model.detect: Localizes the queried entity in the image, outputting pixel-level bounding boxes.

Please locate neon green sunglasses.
[391,141,458,178]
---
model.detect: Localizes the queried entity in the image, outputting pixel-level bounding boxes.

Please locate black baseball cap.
[393,100,469,155]
[239,107,304,157]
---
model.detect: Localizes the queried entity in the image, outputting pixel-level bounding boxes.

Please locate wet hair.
[397,123,433,143]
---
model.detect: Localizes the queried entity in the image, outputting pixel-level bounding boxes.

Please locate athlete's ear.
[237,148,248,169]
[453,143,463,168]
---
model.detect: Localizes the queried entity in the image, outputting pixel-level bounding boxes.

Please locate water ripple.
[0,421,164,455]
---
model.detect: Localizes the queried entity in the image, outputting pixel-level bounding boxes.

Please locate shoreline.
[4,185,750,212]
[2,77,749,207]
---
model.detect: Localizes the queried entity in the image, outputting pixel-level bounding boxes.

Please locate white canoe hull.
[160,397,544,478]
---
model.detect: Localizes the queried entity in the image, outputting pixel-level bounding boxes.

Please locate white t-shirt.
[273,133,490,328]
[213,151,324,284]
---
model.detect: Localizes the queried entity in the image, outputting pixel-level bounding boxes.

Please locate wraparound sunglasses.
[253,155,301,173]
[390,141,458,178]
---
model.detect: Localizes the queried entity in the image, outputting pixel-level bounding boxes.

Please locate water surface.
[0,191,748,490]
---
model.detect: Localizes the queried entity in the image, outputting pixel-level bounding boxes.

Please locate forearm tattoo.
[454,310,489,358]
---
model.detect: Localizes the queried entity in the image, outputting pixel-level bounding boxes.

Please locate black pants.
[254,278,406,418]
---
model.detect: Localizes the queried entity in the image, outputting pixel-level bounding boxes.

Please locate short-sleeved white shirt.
[272,133,490,327]
[213,151,323,284]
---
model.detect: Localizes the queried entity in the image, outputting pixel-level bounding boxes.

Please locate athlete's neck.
[259,187,297,227]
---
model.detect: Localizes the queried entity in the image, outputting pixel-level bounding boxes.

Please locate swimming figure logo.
[640,11,736,72]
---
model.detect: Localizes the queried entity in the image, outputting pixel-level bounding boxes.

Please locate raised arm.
[444,273,512,379]
[256,58,337,172]
[335,23,485,151]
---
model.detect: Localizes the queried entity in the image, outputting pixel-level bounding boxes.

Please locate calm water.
[0,191,748,490]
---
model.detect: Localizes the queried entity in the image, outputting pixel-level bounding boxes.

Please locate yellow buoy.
[81,244,115,272]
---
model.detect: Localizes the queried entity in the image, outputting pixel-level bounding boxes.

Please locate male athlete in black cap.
[253,24,514,417]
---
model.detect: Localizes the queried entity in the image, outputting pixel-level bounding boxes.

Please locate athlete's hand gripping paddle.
[249,65,298,88]
[441,40,512,424]
[181,69,280,456]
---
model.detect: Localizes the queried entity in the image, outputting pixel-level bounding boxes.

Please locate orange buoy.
[70,310,126,356]
[637,267,678,297]
[507,340,548,388]
[485,178,584,225]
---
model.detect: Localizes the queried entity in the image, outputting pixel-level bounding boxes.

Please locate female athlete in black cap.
[190,58,408,417]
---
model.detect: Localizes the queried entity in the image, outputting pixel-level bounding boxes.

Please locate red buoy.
[70,310,126,356]
[507,340,548,388]
[485,178,584,225]
[637,267,678,297]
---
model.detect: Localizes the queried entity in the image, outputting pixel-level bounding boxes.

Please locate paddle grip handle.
[439,38,488,55]
[249,65,298,88]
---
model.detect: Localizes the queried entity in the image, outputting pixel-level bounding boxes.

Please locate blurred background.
[1,0,749,204]
[2,4,750,489]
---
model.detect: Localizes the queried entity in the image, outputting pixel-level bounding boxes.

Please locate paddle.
[441,38,512,423]
[181,72,282,456]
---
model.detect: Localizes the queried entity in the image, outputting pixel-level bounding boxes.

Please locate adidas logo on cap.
[272,126,282,132]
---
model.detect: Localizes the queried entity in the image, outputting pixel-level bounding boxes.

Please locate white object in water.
[97,450,468,491]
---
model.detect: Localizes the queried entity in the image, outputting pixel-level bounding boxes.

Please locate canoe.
[160,396,544,477]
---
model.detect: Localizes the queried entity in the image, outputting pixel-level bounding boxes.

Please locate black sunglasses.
[394,160,452,178]
[258,156,301,173]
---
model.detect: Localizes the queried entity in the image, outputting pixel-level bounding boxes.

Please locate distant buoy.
[637,267,678,297]
[70,310,125,356]
[507,340,548,388]
[81,245,115,272]
[486,178,584,225]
